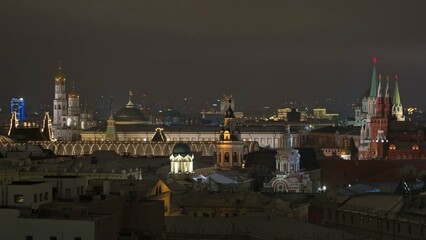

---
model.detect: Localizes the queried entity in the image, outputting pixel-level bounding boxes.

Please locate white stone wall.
[41,177,86,199]
[1,182,52,210]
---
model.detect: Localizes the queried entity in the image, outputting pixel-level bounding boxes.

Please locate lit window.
[14,194,24,203]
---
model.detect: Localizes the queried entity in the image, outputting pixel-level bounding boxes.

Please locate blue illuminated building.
[10,98,26,121]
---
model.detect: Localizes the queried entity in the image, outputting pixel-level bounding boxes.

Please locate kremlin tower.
[358,58,404,160]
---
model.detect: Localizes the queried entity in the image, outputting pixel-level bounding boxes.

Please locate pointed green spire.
[393,75,401,105]
[369,57,378,97]
[105,112,118,141]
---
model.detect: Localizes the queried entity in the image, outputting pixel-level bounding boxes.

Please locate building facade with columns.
[169,142,194,179]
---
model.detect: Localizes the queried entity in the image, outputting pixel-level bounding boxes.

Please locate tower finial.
[58,60,62,73]
[126,91,135,108]
[369,58,378,97]
[373,57,377,64]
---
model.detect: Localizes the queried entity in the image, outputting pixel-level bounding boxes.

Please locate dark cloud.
[1,0,426,113]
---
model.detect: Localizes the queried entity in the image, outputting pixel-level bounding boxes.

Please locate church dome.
[69,90,79,98]
[114,97,150,124]
[112,92,152,124]
[54,67,66,83]
[114,107,150,122]
[172,143,192,156]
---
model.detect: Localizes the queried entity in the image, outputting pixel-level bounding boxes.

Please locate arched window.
[225,152,229,162]
[233,152,238,162]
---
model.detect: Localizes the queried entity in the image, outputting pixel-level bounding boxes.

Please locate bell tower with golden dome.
[51,64,91,140]
[216,100,245,169]
[53,65,67,127]
[68,84,80,116]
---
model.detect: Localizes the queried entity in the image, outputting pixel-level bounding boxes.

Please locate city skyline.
[1,1,426,113]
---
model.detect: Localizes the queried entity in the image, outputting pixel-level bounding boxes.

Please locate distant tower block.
[10,97,25,121]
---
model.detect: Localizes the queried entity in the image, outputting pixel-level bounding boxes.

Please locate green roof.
[369,62,378,97]
[393,79,401,105]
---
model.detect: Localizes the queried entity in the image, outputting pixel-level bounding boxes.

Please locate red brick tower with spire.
[383,74,392,117]
[370,72,389,159]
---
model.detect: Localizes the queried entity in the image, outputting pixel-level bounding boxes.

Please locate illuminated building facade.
[8,112,55,142]
[277,108,292,121]
[269,145,313,193]
[216,101,245,169]
[169,143,194,179]
[10,98,25,121]
[313,108,339,120]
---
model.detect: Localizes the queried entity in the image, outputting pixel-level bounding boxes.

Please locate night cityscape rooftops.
[2,1,426,240]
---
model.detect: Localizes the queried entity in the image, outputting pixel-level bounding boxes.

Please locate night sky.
[1,1,426,113]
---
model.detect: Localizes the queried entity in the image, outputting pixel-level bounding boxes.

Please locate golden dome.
[69,91,79,98]
[341,148,351,155]
[69,85,79,98]
[54,67,66,82]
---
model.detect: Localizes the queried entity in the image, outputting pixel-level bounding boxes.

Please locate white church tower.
[53,65,67,127]
[51,64,86,141]
[271,147,312,193]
